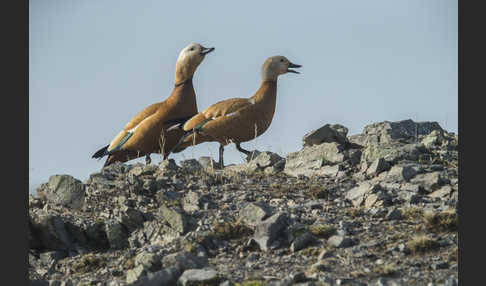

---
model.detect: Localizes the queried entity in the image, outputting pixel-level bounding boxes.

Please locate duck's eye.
[190,47,194,51]
[280,59,284,62]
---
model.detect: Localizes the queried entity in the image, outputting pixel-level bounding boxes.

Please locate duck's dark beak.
[287,62,302,74]
[200,46,215,55]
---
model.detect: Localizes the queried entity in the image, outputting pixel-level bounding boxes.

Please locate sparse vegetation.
[73,254,106,274]
[402,206,424,221]
[235,280,265,286]
[424,209,457,233]
[372,262,398,277]
[405,235,441,254]
[211,219,253,240]
[308,224,336,239]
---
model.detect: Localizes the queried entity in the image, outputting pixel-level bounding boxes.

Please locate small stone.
[178,268,221,286]
[126,264,146,284]
[327,235,353,248]
[366,158,390,176]
[253,212,289,251]
[386,165,417,182]
[239,202,272,227]
[345,181,381,207]
[385,208,402,220]
[429,185,453,199]
[290,232,315,252]
[144,267,181,286]
[158,204,189,234]
[302,123,349,147]
[432,261,449,270]
[410,172,444,192]
[159,159,179,172]
[135,251,162,272]
[180,159,203,172]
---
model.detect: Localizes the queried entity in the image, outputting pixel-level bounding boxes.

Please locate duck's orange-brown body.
[92,42,215,167]
[177,81,277,149]
[103,81,197,165]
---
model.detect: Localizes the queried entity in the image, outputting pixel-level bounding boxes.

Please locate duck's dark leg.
[145,154,151,165]
[219,144,225,167]
[235,143,251,156]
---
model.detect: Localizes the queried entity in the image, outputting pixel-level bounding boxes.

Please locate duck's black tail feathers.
[92,144,109,159]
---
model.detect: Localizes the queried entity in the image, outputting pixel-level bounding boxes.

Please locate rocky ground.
[29,119,458,286]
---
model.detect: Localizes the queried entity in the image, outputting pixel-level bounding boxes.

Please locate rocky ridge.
[29,119,458,286]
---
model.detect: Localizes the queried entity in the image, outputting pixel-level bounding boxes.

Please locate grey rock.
[321,165,341,177]
[158,204,189,234]
[290,232,315,252]
[386,164,418,182]
[422,130,445,148]
[162,251,208,273]
[182,191,203,213]
[159,159,179,172]
[345,181,381,207]
[253,212,289,251]
[105,220,128,249]
[285,143,346,177]
[30,280,49,286]
[126,264,146,284]
[439,276,457,286]
[327,235,353,248]
[247,151,285,172]
[374,278,401,286]
[366,158,390,176]
[429,185,453,199]
[362,119,443,144]
[134,251,162,272]
[134,267,181,286]
[410,172,445,192]
[302,124,349,147]
[180,159,203,172]
[30,214,74,251]
[385,208,402,220]
[361,142,425,164]
[178,268,220,286]
[37,175,85,210]
[239,202,272,227]
[198,156,220,170]
[120,207,145,232]
[39,251,67,265]
[219,281,235,286]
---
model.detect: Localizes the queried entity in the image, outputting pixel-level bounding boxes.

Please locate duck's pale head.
[175,42,215,84]
[261,56,302,81]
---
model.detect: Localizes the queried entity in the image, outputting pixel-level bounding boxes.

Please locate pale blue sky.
[29,0,458,192]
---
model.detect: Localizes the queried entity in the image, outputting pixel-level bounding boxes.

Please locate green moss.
[308,224,336,239]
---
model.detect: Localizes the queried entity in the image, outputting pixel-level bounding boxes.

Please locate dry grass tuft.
[424,209,457,233]
[401,206,424,221]
[211,219,253,240]
[405,235,440,254]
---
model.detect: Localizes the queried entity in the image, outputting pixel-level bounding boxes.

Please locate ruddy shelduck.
[92,43,215,166]
[168,55,301,167]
